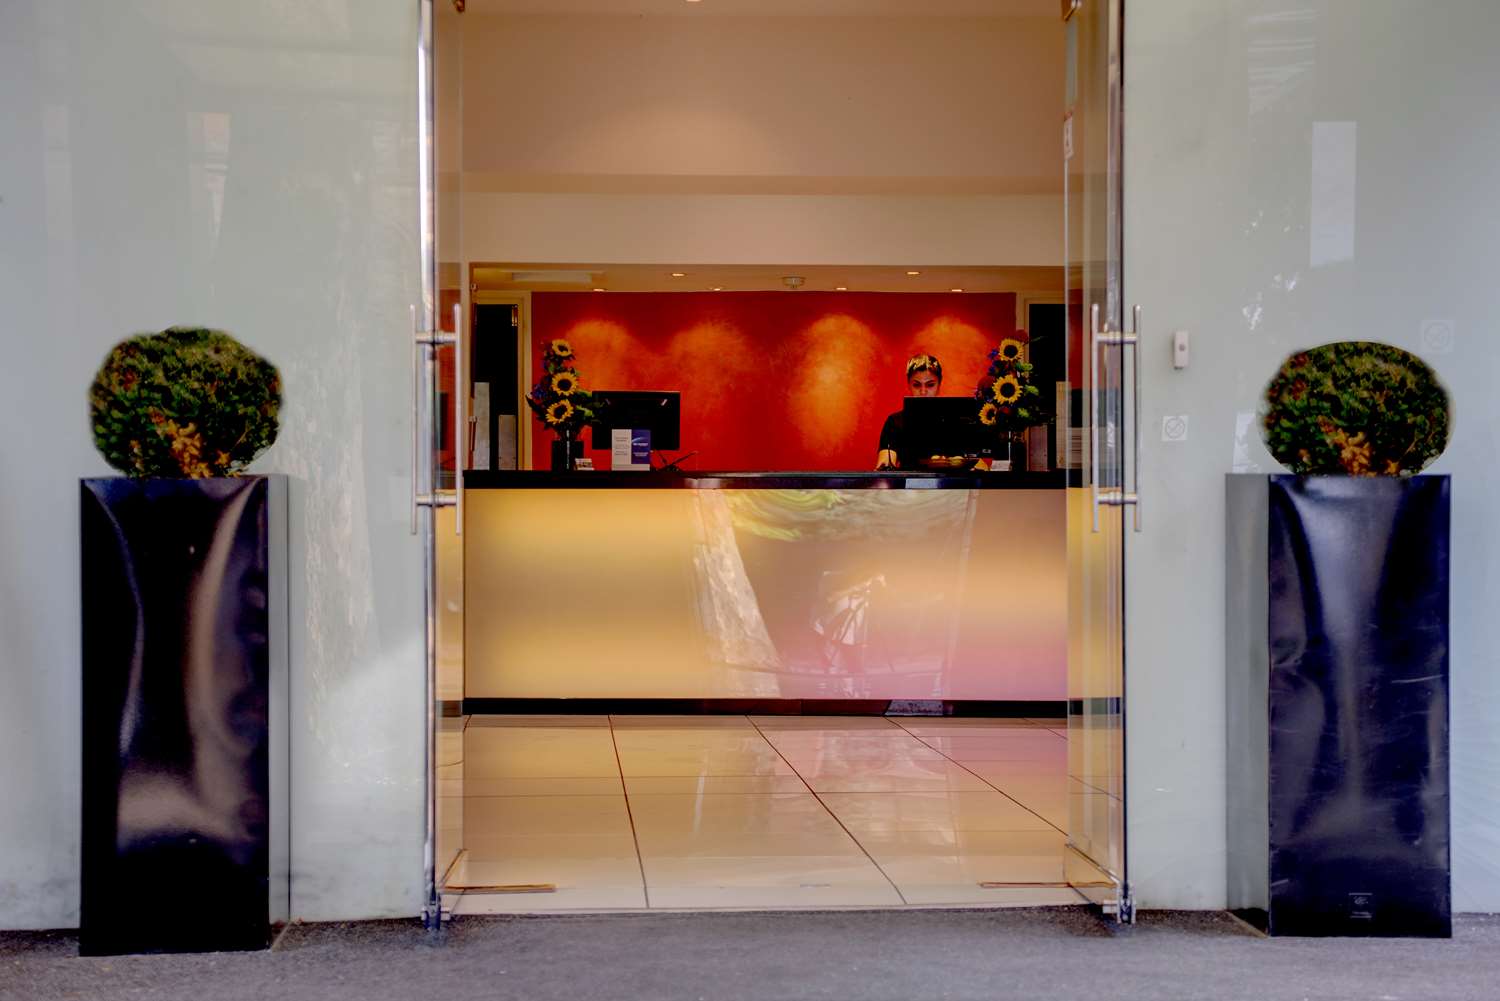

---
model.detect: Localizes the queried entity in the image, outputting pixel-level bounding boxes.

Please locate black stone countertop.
[461,470,1070,490]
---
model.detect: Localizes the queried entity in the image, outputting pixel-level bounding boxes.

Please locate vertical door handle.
[1090,303,1103,532]
[453,301,465,537]
[410,304,421,535]
[1091,302,1143,533]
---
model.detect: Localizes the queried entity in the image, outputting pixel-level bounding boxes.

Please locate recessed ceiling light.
[951,288,964,292]
[835,287,848,291]
[671,272,686,278]
[592,288,605,292]
[906,270,921,276]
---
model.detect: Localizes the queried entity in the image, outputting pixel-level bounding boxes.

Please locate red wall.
[530,291,1021,471]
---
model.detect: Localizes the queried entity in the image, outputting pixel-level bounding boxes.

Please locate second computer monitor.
[588,390,681,452]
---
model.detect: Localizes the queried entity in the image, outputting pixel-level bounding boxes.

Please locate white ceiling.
[454,1,1057,17]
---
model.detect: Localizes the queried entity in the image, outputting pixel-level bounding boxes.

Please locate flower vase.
[550,427,584,471]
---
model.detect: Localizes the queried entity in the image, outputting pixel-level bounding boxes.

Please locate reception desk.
[463,472,1067,705]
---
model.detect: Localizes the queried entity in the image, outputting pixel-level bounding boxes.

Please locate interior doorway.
[419,0,1129,922]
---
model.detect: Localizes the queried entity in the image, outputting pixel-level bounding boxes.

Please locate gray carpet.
[5,908,1498,1001]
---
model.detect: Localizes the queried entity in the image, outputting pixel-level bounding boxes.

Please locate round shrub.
[89,327,282,478]
[1261,341,1449,476]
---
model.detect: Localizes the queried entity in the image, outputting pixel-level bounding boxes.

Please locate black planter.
[80,476,288,955]
[1226,474,1450,937]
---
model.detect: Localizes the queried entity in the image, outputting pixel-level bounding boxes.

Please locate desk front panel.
[464,487,1066,701]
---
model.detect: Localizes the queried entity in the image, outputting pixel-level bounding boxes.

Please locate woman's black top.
[877,410,915,469]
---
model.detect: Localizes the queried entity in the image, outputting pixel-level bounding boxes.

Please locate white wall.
[1125,0,1500,909]
[460,191,1062,266]
[0,0,425,927]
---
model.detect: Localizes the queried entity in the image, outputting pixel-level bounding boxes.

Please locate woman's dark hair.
[906,354,942,382]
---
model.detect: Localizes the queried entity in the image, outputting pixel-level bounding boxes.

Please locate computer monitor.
[900,397,986,464]
[588,390,681,452]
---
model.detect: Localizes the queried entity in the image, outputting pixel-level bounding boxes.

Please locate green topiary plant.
[89,327,282,478]
[1261,341,1449,476]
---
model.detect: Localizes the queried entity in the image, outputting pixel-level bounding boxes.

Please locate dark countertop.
[461,470,1070,490]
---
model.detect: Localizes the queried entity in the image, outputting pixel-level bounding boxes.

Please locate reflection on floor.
[445,715,1088,913]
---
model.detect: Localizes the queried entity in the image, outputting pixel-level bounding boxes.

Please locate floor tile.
[453,886,647,913]
[464,795,633,837]
[641,854,892,888]
[647,884,904,909]
[463,833,640,861]
[448,855,643,890]
[615,747,796,777]
[467,715,611,728]
[462,777,624,797]
[914,735,1067,762]
[750,716,903,731]
[819,791,1056,833]
[897,723,1053,738]
[874,851,1065,886]
[611,715,755,729]
[612,731,778,753]
[894,884,1083,907]
[626,793,843,836]
[853,829,1065,859]
[464,731,621,779]
[625,775,809,795]
[634,830,866,858]
[794,760,992,793]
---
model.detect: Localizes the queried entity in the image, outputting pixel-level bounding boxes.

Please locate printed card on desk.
[612,428,651,470]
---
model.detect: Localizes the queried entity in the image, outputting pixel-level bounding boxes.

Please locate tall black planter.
[80,476,289,955]
[1226,474,1450,937]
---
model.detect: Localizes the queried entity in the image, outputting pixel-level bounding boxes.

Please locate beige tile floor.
[446,715,1089,914]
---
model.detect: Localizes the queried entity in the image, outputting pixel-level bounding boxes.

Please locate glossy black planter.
[1226,474,1450,937]
[80,476,289,955]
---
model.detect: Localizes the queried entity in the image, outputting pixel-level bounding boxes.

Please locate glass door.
[1062,0,1133,921]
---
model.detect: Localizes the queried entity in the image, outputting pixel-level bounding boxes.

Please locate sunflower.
[551,371,579,396]
[978,402,999,426]
[550,339,574,359]
[998,338,1025,362]
[544,399,575,426]
[992,375,1022,405]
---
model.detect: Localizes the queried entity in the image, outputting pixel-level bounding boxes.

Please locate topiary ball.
[89,327,282,478]
[1261,341,1449,476]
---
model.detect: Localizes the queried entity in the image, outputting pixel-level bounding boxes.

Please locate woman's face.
[907,370,941,397]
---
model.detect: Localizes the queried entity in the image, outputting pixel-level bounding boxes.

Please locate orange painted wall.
[531,291,1021,471]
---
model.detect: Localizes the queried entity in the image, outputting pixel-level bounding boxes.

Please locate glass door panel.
[1063,0,1129,919]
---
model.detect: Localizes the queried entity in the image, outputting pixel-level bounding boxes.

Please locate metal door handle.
[1091,303,1143,533]
[411,302,458,534]
[410,304,421,535]
[453,301,465,537]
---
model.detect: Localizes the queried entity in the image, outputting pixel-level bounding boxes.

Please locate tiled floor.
[446,715,1084,914]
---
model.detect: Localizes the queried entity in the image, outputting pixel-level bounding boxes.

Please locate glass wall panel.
[0,0,424,923]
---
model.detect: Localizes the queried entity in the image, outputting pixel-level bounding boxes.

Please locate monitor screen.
[588,390,681,451]
[900,397,986,464]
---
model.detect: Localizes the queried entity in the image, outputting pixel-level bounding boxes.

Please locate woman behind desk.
[875,354,986,471]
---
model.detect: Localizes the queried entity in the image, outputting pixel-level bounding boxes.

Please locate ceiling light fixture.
[593,288,605,292]
[670,272,687,278]
[951,288,964,292]
[906,271,921,276]
[835,287,848,291]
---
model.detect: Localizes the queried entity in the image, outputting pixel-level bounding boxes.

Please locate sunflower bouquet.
[526,338,596,436]
[974,337,1046,435]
